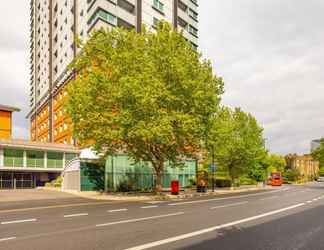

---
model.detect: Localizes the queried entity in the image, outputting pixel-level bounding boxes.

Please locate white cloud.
[199,0,324,154]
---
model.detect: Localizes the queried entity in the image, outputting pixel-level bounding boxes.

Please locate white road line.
[96,212,184,228]
[63,213,88,218]
[124,203,305,250]
[259,196,278,201]
[146,201,167,204]
[141,206,158,209]
[307,201,313,203]
[108,209,128,213]
[210,201,248,210]
[0,237,16,242]
[1,219,37,225]
[168,188,290,206]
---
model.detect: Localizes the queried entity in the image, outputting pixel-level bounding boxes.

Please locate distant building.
[311,139,321,152]
[285,154,319,181]
[0,104,20,140]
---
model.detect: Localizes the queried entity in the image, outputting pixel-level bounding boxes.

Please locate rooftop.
[0,139,80,153]
[0,104,20,112]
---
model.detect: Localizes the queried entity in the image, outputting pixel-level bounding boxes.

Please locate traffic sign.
[209,164,217,172]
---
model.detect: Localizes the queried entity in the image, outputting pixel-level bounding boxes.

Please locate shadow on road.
[175,204,324,250]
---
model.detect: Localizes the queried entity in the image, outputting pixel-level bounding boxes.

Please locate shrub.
[45,176,63,188]
[215,178,232,188]
[116,179,134,192]
[188,177,196,187]
[319,168,324,177]
[239,175,258,185]
[283,169,300,182]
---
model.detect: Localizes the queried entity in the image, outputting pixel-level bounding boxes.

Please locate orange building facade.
[30,87,74,145]
[0,105,20,140]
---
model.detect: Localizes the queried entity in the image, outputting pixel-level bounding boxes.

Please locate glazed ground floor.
[0,171,60,189]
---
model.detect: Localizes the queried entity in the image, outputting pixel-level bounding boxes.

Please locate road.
[0,183,324,250]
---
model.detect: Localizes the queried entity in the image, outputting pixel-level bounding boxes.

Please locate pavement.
[0,183,323,249]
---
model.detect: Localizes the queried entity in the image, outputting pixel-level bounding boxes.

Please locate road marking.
[147,201,166,204]
[1,218,37,225]
[168,188,290,206]
[124,203,305,250]
[108,209,128,213]
[0,237,16,242]
[259,196,278,201]
[63,213,88,218]
[307,201,312,203]
[96,212,184,227]
[141,206,158,209]
[210,201,248,210]
[0,201,121,214]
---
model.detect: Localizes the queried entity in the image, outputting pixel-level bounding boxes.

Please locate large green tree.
[207,107,265,186]
[66,23,224,192]
[312,138,324,168]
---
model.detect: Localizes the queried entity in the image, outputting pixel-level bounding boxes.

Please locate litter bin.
[171,180,179,195]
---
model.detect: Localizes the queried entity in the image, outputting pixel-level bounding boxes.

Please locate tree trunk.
[155,171,163,194]
[154,161,164,194]
[229,166,235,190]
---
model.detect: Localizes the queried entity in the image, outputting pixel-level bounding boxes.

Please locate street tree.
[208,107,265,186]
[263,154,286,174]
[66,23,224,193]
[312,138,324,168]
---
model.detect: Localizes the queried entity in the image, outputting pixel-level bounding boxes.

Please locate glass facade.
[3,149,24,167]
[65,153,78,163]
[47,152,64,168]
[105,155,197,191]
[26,150,45,168]
[1,148,75,169]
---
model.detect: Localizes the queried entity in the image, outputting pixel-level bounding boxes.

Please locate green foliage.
[319,168,324,177]
[215,178,232,188]
[239,175,258,185]
[263,154,286,173]
[188,176,196,187]
[66,22,223,192]
[45,176,63,188]
[207,107,266,186]
[283,169,300,183]
[248,163,266,182]
[312,138,324,168]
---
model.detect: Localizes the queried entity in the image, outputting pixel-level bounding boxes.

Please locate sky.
[0,1,323,155]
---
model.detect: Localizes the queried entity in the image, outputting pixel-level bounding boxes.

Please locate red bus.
[271,172,283,186]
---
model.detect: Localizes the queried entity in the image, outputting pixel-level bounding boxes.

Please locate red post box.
[171,180,179,195]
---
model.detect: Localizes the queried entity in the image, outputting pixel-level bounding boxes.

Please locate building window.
[47,152,64,168]
[153,0,164,14]
[188,25,198,37]
[153,17,160,28]
[26,150,45,168]
[3,149,24,167]
[88,9,117,26]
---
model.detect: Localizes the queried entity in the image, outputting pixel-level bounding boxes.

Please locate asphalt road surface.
[0,183,324,250]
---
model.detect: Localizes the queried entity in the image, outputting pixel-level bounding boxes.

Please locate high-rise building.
[28,0,199,144]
